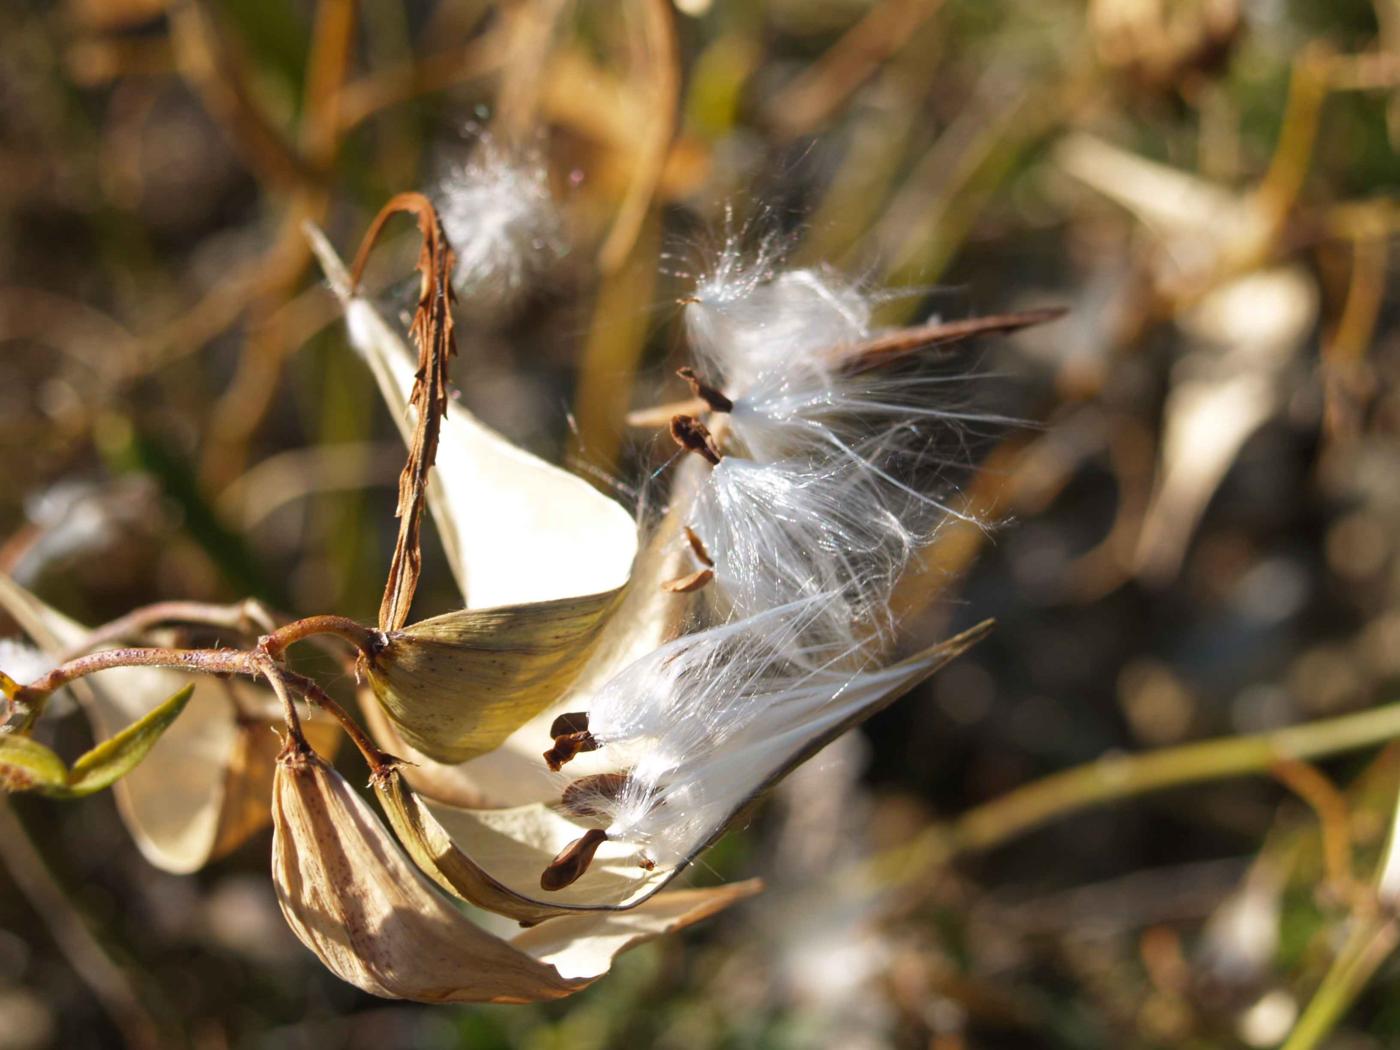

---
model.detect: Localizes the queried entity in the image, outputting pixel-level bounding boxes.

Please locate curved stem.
[257,658,308,753]
[19,647,255,702]
[280,668,392,774]
[11,644,257,736]
[258,614,382,659]
[57,599,278,661]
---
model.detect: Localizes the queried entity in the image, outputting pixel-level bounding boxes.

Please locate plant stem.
[19,647,255,702]
[1281,911,1399,1050]
[258,614,382,658]
[12,635,389,777]
[256,659,307,752]
[872,698,1400,882]
[58,598,278,661]
[280,668,392,773]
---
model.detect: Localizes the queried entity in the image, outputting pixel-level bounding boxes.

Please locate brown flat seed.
[560,772,631,819]
[540,828,609,891]
[669,415,722,465]
[543,730,598,772]
[683,526,714,567]
[677,367,734,413]
[549,711,590,738]
[661,568,714,593]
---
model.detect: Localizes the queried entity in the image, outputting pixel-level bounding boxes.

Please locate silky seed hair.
[541,230,1010,886]
[435,135,565,307]
[556,595,880,870]
[677,247,997,655]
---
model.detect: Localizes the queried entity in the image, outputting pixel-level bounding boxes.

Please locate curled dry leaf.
[348,193,458,634]
[369,624,991,916]
[0,574,336,872]
[307,225,640,765]
[272,747,760,1002]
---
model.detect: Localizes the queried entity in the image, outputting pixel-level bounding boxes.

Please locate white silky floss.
[573,596,927,870]
[682,252,987,655]
[542,249,999,881]
[435,139,564,306]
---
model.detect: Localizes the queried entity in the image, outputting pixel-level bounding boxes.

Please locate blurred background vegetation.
[1,0,1398,1046]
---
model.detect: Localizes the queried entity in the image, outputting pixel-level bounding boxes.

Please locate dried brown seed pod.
[273,750,758,1000]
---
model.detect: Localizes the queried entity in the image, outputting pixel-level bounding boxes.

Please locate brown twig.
[348,193,458,632]
[57,599,279,662]
[280,669,394,774]
[256,657,307,752]
[257,614,384,660]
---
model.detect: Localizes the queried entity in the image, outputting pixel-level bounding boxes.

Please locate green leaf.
[62,684,196,798]
[0,684,195,799]
[0,733,69,793]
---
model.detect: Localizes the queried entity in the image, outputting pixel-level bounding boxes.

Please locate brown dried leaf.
[347,193,458,633]
[272,748,759,1002]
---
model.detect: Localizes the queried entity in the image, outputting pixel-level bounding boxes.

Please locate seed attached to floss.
[669,415,723,466]
[683,526,714,567]
[677,367,733,413]
[540,828,609,891]
[560,771,632,819]
[543,711,598,771]
[662,524,717,593]
[661,568,714,593]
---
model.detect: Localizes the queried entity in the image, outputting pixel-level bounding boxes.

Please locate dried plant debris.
[346,193,458,633]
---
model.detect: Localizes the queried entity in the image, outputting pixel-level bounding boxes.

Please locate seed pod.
[307,226,639,612]
[350,455,712,812]
[364,591,619,764]
[372,765,670,922]
[273,747,759,1001]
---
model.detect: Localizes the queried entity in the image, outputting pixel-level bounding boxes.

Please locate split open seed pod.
[307,226,640,763]
[364,594,621,764]
[272,747,759,1003]
[0,574,337,873]
[355,453,713,808]
[370,622,991,918]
